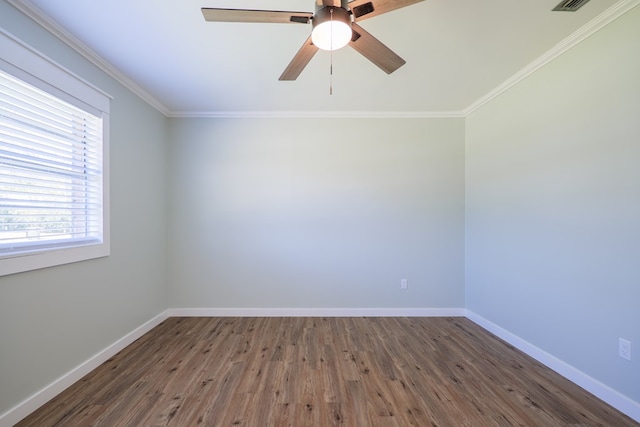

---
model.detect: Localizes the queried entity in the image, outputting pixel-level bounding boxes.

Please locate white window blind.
[0,28,110,276]
[0,68,103,256]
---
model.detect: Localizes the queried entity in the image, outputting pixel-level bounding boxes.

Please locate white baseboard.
[5,308,637,425]
[465,310,640,423]
[167,307,466,317]
[0,307,461,426]
[0,310,170,427]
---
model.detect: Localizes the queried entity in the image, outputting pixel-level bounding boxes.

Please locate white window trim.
[0,27,111,276]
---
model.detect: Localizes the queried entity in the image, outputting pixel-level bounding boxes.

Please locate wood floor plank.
[15,317,639,427]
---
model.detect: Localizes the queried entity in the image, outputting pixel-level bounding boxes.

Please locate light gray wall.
[0,1,168,416]
[466,7,640,403]
[2,0,638,419]
[168,117,465,309]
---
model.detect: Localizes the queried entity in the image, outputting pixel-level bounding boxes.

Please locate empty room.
[0,0,638,425]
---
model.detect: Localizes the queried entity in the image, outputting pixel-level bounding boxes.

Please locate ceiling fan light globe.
[312,20,352,51]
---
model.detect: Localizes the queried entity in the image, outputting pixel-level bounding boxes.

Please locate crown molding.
[463,0,640,116]
[8,0,639,119]
[6,0,171,116]
[168,110,467,119]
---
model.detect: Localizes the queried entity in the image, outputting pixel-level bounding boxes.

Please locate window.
[0,28,110,276]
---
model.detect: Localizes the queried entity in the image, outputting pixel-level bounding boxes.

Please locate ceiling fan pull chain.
[330,8,334,95]
[330,45,334,95]
[330,59,333,95]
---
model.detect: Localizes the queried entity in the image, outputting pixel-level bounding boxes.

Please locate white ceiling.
[14,0,624,115]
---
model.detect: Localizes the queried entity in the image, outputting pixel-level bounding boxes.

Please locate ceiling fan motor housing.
[312,7,352,29]
[314,0,350,14]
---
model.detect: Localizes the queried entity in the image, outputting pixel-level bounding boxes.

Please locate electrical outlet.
[619,338,631,361]
[400,279,408,290]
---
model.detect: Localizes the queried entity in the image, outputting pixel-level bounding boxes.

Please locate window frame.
[0,28,110,276]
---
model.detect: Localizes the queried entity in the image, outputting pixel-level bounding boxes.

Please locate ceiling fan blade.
[348,0,424,21]
[279,36,319,81]
[202,8,312,24]
[349,23,405,74]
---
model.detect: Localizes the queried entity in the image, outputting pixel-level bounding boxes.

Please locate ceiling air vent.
[552,0,592,12]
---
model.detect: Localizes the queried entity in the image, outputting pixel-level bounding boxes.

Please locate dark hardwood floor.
[16,317,638,426]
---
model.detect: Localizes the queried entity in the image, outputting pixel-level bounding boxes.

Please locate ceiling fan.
[201,0,424,81]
